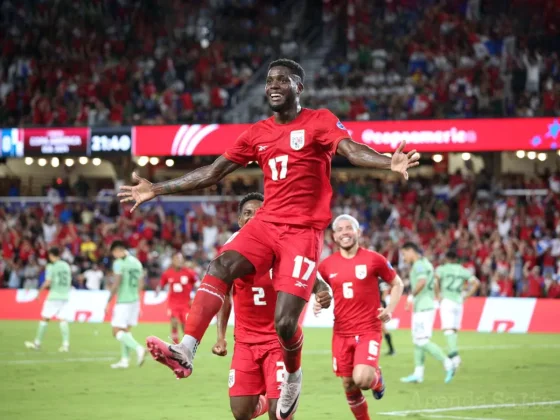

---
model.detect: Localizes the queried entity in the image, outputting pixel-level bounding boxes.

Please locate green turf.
[1,321,559,420]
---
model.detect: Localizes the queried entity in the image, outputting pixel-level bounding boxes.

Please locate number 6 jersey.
[224,108,350,230]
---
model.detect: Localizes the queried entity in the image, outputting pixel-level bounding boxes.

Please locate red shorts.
[229,340,284,399]
[167,307,189,323]
[332,331,383,378]
[222,217,323,301]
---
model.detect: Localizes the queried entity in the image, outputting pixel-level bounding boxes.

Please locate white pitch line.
[1,357,116,365]
[420,415,503,420]
[379,400,560,417]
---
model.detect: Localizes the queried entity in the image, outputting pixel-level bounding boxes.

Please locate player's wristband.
[407,295,414,303]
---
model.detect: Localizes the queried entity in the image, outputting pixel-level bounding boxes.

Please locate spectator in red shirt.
[521,265,544,297]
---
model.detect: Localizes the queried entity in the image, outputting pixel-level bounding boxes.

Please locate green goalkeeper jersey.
[436,263,473,304]
[410,257,435,312]
[113,255,143,304]
[46,260,72,301]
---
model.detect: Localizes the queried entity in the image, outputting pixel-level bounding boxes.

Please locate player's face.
[172,253,184,269]
[47,253,56,263]
[401,248,414,264]
[238,200,263,228]
[111,249,125,260]
[333,219,359,251]
[265,66,301,112]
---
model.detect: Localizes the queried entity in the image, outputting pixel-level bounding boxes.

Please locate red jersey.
[232,271,277,345]
[160,267,198,309]
[318,248,397,336]
[224,108,350,230]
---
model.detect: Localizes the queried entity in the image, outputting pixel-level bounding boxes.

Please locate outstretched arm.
[336,139,419,180]
[212,288,233,357]
[119,155,242,212]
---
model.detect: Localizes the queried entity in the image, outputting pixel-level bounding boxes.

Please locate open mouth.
[269,93,283,102]
[340,236,353,246]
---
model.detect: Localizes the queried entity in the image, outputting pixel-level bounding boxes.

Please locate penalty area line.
[378,400,560,417]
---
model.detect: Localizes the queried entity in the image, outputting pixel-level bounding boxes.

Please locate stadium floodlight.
[24,157,34,165]
[79,157,88,165]
[537,153,547,162]
[92,158,102,166]
[65,158,74,167]
[149,157,159,165]
[38,158,47,167]
[165,159,174,167]
[137,156,149,167]
[51,157,60,168]
[461,152,471,161]
[527,151,536,160]
[516,151,525,159]
[432,154,443,163]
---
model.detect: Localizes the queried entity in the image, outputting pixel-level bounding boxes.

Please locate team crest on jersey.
[290,129,305,150]
[355,265,367,280]
[180,276,188,284]
[228,369,235,388]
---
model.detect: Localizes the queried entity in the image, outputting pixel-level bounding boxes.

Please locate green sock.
[120,342,130,360]
[59,322,70,346]
[446,332,458,357]
[423,341,448,362]
[120,332,142,351]
[35,321,48,344]
[414,345,425,367]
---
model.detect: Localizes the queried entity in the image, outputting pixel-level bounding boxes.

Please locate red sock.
[369,367,381,391]
[251,395,269,419]
[278,325,304,373]
[171,326,179,344]
[345,389,370,420]
[183,275,230,341]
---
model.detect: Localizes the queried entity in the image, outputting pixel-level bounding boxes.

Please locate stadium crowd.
[2,171,560,299]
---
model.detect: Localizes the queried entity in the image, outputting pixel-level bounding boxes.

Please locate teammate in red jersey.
[118,58,418,419]
[156,253,199,344]
[212,192,332,420]
[318,215,404,420]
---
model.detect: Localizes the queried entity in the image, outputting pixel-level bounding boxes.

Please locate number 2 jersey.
[224,108,351,230]
[318,248,397,336]
[46,260,72,301]
[112,254,143,304]
[232,272,277,345]
[160,267,198,309]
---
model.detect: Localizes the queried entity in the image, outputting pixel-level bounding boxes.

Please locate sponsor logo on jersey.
[336,120,347,130]
[228,369,235,388]
[355,265,367,280]
[180,276,188,284]
[329,273,338,279]
[290,129,305,150]
[294,281,308,288]
[258,145,269,151]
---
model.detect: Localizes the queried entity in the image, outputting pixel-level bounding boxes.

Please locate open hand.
[391,140,420,180]
[117,172,156,212]
[212,339,227,357]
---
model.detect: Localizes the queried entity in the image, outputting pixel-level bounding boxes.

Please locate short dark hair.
[402,242,422,254]
[48,247,60,257]
[446,250,458,260]
[110,240,127,251]
[238,192,264,215]
[268,58,305,84]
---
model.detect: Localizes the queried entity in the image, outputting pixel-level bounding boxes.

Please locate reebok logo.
[258,145,269,152]
[329,273,338,279]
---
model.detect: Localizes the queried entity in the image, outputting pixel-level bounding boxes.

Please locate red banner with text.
[0,290,557,333]
[133,118,560,156]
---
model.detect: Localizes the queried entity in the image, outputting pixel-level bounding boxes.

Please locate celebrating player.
[157,253,198,344]
[318,215,404,420]
[105,241,146,369]
[212,192,332,420]
[435,251,480,369]
[400,242,455,384]
[25,247,72,352]
[118,58,419,419]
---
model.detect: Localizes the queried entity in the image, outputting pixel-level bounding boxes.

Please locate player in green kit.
[400,242,455,384]
[25,247,72,352]
[435,251,480,369]
[105,241,146,369]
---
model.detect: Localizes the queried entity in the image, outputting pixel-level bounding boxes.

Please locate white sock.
[414,366,425,378]
[287,368,302,383]
[444,357,454,371]
[180,335,198,353]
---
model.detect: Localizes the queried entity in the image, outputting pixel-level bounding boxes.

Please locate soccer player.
[157,252,198,344]
[212,192,332,420]
[118,58,418,419]
[105,240,146,369]
[435,251,480,369]
[400,242,455,384]
[25,247,72,352]
[318,215,404,420]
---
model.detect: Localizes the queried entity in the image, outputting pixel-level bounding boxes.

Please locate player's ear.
[297,82,304,94]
